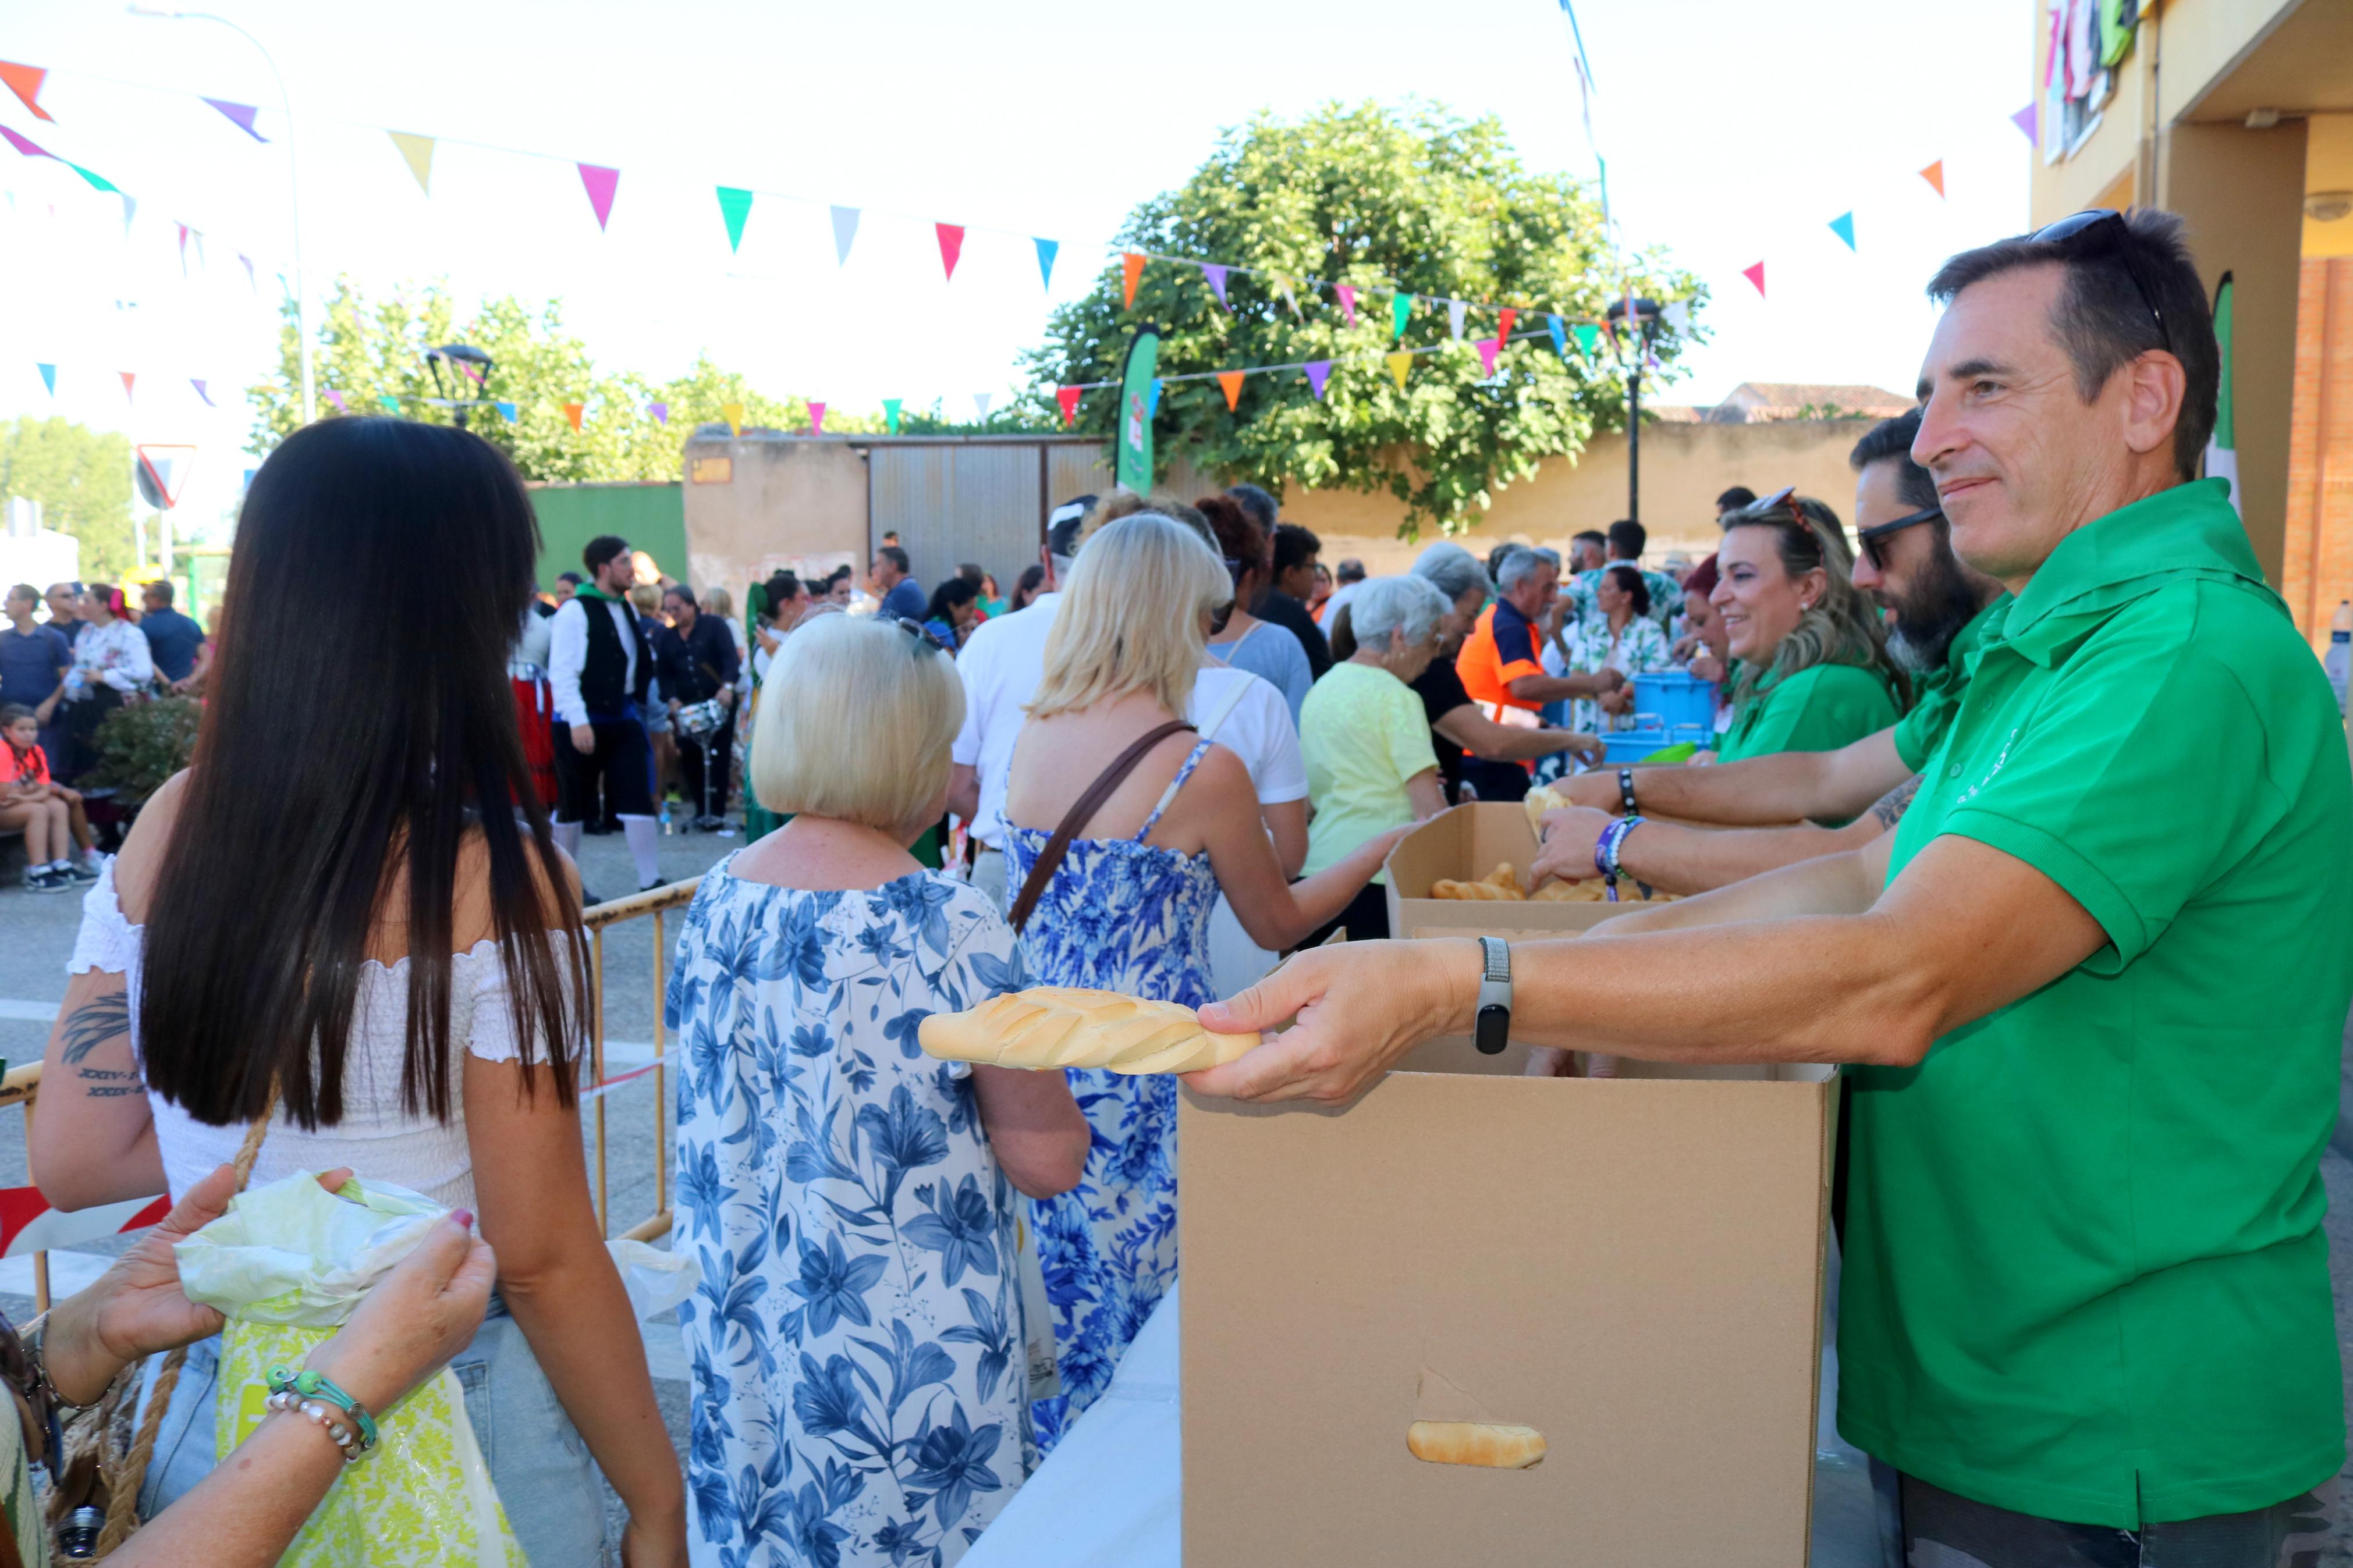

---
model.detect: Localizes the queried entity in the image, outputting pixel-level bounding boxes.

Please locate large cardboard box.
[1180,1003,1836,1566]
[1386,801,1676,936]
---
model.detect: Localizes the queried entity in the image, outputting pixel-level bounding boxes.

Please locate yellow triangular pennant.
[1386,351,1413,390]
[388,131,435,195]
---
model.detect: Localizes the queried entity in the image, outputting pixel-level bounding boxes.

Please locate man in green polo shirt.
[1536,407,2007,895]
[1193,207,2350,1565]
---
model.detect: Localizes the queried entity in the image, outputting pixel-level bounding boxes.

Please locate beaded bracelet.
[1593,815,1651,904]
[265,1364,379,1463]
[1617,767,1639,817]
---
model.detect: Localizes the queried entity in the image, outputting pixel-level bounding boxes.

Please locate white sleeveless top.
[67,861,574,1208]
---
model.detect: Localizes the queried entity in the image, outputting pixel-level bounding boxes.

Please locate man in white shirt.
[949,499,1309,913]
[548,534,663,896]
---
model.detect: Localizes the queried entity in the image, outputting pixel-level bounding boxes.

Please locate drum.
[676,698,726,738]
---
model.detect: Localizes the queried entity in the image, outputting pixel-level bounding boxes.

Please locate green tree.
[1021,101,1703,535]
[0,416,136,579]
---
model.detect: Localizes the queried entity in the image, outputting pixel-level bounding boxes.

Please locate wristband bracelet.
[1593,816,1650,904]
[1617,767,1639,817]
[266,1364,379,1462]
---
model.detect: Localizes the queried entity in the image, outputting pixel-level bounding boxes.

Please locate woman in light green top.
[1300,576,1451,939]
[1712,489,1904,767]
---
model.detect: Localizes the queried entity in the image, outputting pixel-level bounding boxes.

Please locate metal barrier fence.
[3,878,700,1314]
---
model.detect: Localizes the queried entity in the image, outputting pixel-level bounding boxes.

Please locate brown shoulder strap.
[1007,720,1195,934]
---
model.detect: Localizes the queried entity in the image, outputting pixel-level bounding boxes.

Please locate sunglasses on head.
[2029,208,2173,356]
[1730,486,1805,526]
[894,616,954,656]
[1857,505,1943,570]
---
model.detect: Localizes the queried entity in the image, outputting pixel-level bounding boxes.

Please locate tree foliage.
[1022,101,1703,535]
[247,282,900,481]
[0,416,136,579]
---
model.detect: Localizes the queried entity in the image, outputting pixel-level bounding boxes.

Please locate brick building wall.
[2283,258,2353,648]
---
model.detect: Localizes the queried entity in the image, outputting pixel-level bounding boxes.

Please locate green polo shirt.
[1843,479,2353,1526]
[1716,660,1899,766]
[1889,595,2007,771]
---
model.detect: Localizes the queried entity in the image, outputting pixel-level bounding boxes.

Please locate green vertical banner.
[2205,271,2237,515]
[1116,326,1160,493]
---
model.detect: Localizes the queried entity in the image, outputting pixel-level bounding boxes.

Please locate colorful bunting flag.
[1573,322,1599,356]
[495,401,517,422]
[646,401,668,425]
[1391,293,1411,341]
[1304,360,1332,400]
[239,253,255,290]
[388,131,434,193]
[1201,263,1229,309]
[1476,338,1501,376]
[118,371,134,403]
[176,223,191,275]
[1385,352,1413,390]
[0,62,52,122]
[1446,300,1466,340]
[972,393,992,422]
[1742,261,1766,298]
[1122,252,1145,309]
[324,389,347,413]
[119,194,134,236]
[203,99,267,142]
[576,163,620,230]
[0,126,50,159]
[190,379,211,406]
[1273,275,1298,316]
[809,402,826,436]
[1496,308,1516,343]
[1145,379,1162,418]
[1034,237,1057,290]
[2010,104,2038,143]
[935,223,965,282]
[1056,386,1082,426]
[1216,371,1244,412]
[1918,160,1946,198]
[882,398,902,435]
[36,364,55,396]
[1828,211,1856,251]
[562,401,585,432]
[1547,315,1567,357]
[716,187,753,252]
[64,162,111,193]
[721,401,743,435]
[831,206,859,264]
[1335,284,1357,328]
[377,394,400,414]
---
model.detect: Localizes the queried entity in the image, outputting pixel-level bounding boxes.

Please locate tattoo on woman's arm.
[1869,776,1923,831]
[59,992,131,1064]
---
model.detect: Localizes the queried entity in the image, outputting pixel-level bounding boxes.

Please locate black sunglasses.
[894,616,954,656]
[2030,208,2172,356]
[1857,505,1942,570]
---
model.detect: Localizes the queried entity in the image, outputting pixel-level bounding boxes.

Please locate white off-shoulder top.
[67,861,574,1208]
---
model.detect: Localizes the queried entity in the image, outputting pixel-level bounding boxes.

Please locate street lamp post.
[127,5,313,425]
[1605,296,1660,525]
[426,344,495,428]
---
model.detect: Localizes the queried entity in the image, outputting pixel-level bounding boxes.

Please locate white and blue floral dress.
[668,858,1032,1568]
[1003,738,1221,1451]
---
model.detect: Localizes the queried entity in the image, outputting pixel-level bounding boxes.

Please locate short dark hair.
[1716,486,1757,513]
[1228,483,1279,532]
[663,584,698,610]
[1603,563,1651,618]
[1848,409,1940,513]
[957,562,984,584]
[1,703,34,727]
[1926,207,2216,479]
[1271,521,1321,576]
[144,578,175,605]
[762,570,802,611]
[1335,558,1365,585]
[583,535,630,575]
[875,543,911,576]
[825,563,853,586]
[557,570,583,586]
[1605,520,1646,560]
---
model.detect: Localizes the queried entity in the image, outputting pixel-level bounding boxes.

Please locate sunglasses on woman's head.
[2029,208,2172,355]
[1731,486,1804,526]
[894,617,953,656]
[1857,506,1943,570]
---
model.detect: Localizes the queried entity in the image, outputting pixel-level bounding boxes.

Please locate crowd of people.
[6,202,2343,1568]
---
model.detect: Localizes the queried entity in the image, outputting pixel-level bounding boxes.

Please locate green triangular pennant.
[883,398,903,435]
[716,187,753,253]
[1573,322,1600,357]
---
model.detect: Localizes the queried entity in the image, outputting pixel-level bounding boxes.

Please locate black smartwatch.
[1474,937,1513,1055]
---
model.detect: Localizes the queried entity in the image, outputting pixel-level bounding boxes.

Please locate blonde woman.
[1001,512,1408,1446]
[666,612,1088,1566]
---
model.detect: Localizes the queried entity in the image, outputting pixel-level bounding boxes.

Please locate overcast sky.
[0,0,2031,536]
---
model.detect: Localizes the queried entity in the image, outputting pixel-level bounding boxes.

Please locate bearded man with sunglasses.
[1187,207,2350,1566]
[1535,408,2005,894]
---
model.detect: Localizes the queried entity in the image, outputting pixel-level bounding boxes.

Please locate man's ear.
[2120,350,2187,465]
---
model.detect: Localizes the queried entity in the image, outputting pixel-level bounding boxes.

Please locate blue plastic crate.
[1629,670,1717,732]
[1600,724,1713,765]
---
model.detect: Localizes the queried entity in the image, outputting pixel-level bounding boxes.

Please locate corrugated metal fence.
[866,437,1209,588]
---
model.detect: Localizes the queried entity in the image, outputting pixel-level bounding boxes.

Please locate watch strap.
[1474,937,1512,1055]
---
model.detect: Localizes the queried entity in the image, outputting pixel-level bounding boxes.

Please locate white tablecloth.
[963,1260,1890,1568]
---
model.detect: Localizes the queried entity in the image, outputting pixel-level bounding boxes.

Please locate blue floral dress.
[1002,739,1220,1451]
[668,857,1032,1568]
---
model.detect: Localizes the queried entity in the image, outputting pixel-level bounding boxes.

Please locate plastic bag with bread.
[917,986,1260,1075]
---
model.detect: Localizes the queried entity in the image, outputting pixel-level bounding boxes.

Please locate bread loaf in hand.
[1523,784,1570,833]
[917,987,1260,1075]
[1406,1420,1548,1469]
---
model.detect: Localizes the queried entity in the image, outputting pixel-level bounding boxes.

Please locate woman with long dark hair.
[922,573,982,651]
[31,418,687,1566]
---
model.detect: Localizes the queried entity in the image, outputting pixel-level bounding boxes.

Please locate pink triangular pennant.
[118,371,135,402]
[809,402,826,435]
[0,125,52,160]
[324,389,347,413]
[935,223,965,282]
[1742,261,1766,298]
[1056,386,1082,426]
[1304,361,1332,400]
[2010,104,2038,143]
[203,98,267,142]
[175,223,190,276]
[1476,338,1501,376]
[576,163,620,230]
[0,62,52,123]
[1201,263,1229,308]
[1334,284,1356,328]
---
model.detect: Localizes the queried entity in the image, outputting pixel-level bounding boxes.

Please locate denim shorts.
[138,1296,605,1565]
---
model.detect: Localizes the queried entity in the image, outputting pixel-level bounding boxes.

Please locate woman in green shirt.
[1712,489,1904,766]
